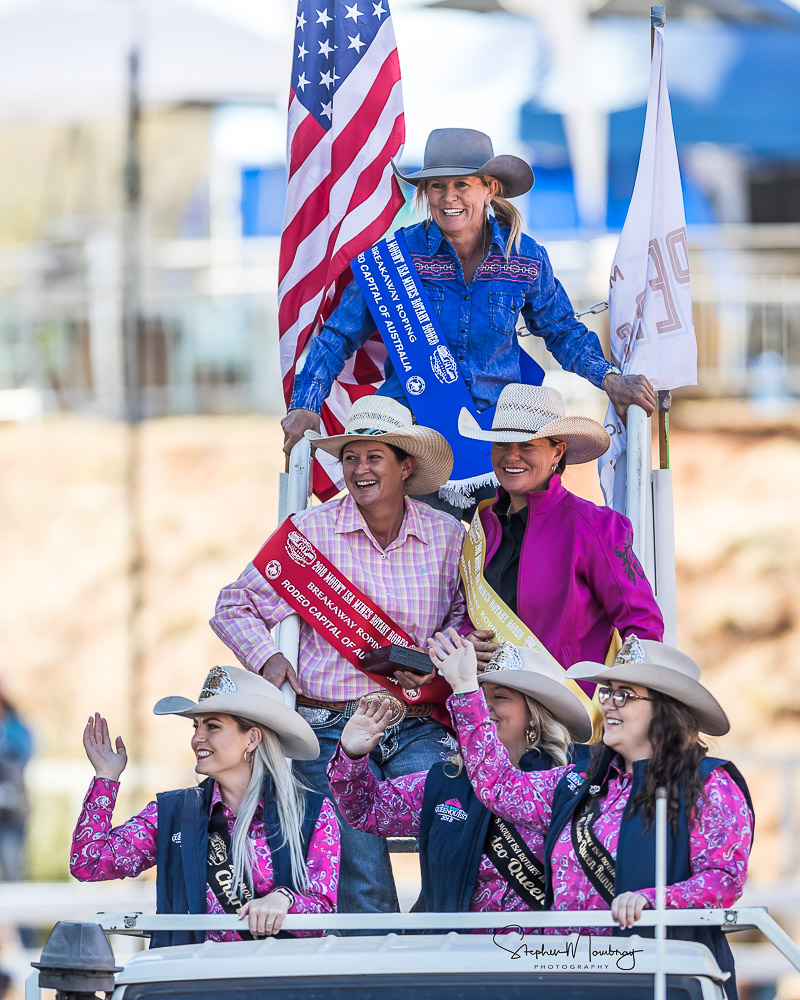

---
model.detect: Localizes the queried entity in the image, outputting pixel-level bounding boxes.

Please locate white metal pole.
[625,404,655,588]
[275,437,312,708]
[651,469,678,644]
[654,787,667,1000]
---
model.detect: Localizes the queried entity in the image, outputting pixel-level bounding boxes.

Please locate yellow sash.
[460,499,605,727]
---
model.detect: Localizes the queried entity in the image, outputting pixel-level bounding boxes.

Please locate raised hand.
[83,713,128,781]
[427,628,479,694]
[340,697,394,759]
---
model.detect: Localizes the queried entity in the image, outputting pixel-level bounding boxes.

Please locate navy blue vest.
[544,750,753,1000]
[416,744,592,913]
[152,776,324,948]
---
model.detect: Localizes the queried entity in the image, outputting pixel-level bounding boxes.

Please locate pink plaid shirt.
[211,495,466,702]
[70,778,339,941]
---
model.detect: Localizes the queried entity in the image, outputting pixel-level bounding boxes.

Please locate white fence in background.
[0,225,799,420]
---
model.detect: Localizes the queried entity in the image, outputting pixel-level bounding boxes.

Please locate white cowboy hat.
[153,665,320,760]
[566,635,730,737]
[305,396,454,495]
[458,384,610,465]
[479,643,593,742]
[393,128,534,198]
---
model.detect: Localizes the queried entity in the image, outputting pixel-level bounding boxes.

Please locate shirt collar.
[335,493,429,549]
[208,782,263,820]
[424,214,506,255]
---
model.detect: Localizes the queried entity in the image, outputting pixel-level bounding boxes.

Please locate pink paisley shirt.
[448,690,752,934]
[326,743,545,915]
[70,778,340,941]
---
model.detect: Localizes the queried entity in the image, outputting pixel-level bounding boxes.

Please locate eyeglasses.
[597,686,652,709]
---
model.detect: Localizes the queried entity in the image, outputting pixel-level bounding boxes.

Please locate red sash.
[253,517,453,728]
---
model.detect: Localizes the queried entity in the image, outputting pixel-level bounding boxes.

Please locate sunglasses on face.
[597,685,652,709]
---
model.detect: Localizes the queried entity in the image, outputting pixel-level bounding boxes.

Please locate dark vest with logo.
[543,749,753,1000]
[153,776,324,948]
[416,744,592,913]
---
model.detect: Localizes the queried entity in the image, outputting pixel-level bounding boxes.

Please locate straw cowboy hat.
[305,396,454,495]
[393,128,534,199]
[566,635,730,737]
[458,384,610,465]
[153,665,320,760]
[479,643,593,742]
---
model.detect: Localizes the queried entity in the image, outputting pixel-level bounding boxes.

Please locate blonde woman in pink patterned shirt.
[70,666,339,946]
[431,630,753,1000]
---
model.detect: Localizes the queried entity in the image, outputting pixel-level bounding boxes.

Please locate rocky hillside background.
[1,403,798,889]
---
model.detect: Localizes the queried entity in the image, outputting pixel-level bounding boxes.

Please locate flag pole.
[651,5,671,472]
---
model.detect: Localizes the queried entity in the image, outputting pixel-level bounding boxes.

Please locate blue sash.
[351,231,543,494]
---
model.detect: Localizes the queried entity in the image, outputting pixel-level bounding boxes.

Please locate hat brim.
[565,662,730,737]
[478,669,593,742]
[393,154,534,199]
[458,408,610,465]
[153,694,320,760]
[305,425,454,495]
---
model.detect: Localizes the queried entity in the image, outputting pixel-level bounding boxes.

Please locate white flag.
[600,24,697,508]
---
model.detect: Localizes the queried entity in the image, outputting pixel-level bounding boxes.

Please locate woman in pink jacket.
[458,384,663,672]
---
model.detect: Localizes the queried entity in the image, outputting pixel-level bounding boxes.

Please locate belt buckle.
[363,689,406,727]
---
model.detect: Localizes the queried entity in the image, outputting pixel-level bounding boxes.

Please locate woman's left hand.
[427,628,479,694]
[239,890,292,937]
[611,891,650,929]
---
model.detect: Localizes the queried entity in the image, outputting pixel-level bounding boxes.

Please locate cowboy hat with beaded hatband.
[458,384,610,465]
[154,665,320,760]
[393,128,534,199]
[566,635,730,737]
[479,643,593,743]
[305,396,454,496]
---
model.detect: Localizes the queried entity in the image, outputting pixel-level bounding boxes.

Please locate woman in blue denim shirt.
[283,128,655,455]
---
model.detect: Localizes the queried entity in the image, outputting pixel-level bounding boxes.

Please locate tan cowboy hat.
[393,128,534,198]
[479,643,593,742]
[458,384,610,465]
[305,396,454,495]
[566,636,730,737]
[153,666,320,760]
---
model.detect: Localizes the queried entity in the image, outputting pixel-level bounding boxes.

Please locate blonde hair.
[414,175,524,260]
[229,719,310,896]
[522,697,571,767]
[445,692,571,776]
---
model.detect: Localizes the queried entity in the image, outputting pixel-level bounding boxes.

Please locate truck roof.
[113,933,728,986]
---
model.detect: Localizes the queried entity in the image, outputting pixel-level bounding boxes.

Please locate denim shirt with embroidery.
[290,217,613,413]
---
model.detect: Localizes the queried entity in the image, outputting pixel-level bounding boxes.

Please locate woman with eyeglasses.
[431,629,753,1000]
[327,644,592,918]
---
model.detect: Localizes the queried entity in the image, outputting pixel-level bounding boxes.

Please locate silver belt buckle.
[363,689,407,727]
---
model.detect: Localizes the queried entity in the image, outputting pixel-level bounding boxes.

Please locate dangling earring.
[525,725,537,747]
[243,748,253,763]
[551,463,558,473]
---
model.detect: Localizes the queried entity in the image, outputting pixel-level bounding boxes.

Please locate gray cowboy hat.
[566,636,730,737]
[306,395,454,495]
[154,665,320,760]
[479,643,593,742]
[394,128,534,198]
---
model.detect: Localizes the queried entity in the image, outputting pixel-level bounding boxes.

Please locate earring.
[525,725,537,747]
[243,748,253,763]
[551,463,558,473]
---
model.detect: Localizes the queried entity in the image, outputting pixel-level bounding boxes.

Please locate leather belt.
[296,691,432,726]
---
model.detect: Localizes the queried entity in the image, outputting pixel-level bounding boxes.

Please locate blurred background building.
[0,0,798,421]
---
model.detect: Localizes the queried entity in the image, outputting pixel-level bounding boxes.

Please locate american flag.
[278,0,406,500]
